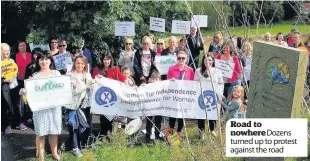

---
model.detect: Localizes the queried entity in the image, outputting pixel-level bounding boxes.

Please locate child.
[122,67,136,87]
[218,85,246,119]
[145,70,165,143]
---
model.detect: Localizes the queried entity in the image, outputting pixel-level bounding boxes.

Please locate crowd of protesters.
[1,27,309,160]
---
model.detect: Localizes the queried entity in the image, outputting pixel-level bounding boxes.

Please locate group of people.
[1,27,309,160]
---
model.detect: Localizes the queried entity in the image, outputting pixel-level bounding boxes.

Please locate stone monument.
[246,41,308,161]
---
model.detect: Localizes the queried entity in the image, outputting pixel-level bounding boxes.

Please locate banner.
[1,59,18,79]
[171,20,191,34]
[191,15,208,28]
[29,43,50,52]
[215,59,235,79]
[24,75,73,111]
[155,55,177,75]
[91,77,224,120]
[53,52,73,70]
[115,21,135,36]
[150,17,165,32]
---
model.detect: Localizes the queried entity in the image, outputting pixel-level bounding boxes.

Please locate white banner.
[215,59,235,79]
[191,15,208,28]
[91,77,224,120]
[115,21,135,36]
[171,20,191,34]
[53,52,73,70]
[24,75,73,111]
[155,55,177,75]
[150,17,165,32]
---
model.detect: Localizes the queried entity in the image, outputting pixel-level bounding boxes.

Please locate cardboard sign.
[155,55,177,75]
[150,17,165,32]
[215,59,235,79]
[191,15,208,28]
[115,21,135,36]
[1,59,18,79]
[29,43,50,52]
[53,52,73,70]
[171,20,191,34]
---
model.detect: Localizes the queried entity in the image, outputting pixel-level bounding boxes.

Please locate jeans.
[145,116,162,140]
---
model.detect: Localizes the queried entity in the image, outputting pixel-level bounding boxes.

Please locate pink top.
[167,64,194,80]
[216,54,242,83]
[16,52,32,80]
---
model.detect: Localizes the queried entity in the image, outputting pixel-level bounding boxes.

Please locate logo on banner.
[95,87,117,107]
[35,80,64,92]
[198,90,218,111]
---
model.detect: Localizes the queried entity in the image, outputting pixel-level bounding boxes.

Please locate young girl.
[218,85,246,119]
[122,67,136,87]
[145,70,164,143]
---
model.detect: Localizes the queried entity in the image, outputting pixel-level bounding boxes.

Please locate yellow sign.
[1,59,18,79]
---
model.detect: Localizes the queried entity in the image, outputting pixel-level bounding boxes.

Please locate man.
[187,27,204,71]
[290,31,304,48]
[54,40,70,75]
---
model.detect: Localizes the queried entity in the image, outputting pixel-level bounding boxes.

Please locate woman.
[195,53,223,139]
[216,41,242,98]
[118,38,136,74]
[274,32,288,46]
[155,39,165,55]
[161,36,178,56]
[48,38,59,57]
[66,55,94,157]
[167,51,194,135]
[1,43,20,134]
[208,31,224,57]
[25,48,41,79]
[178,38,191,65]
[19,52,61,161]
[133,36,158,85]
[92,52,125,139]
[15,41,32,87]
[240,41,252,102]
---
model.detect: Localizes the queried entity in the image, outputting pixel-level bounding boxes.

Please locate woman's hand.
[19,88,27,95]
[140,76,145,81]
[217,99,223,105]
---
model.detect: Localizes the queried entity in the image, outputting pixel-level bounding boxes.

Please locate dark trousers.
[10,86,22,127]
[169,118,184,132]
[1,93,13,132]
[100,115,113,136]
[68,107,92,149]
[198,119,216,132]
[145,116,162,139]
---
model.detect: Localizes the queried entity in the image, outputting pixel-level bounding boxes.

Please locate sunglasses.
[58,45,66,47]
[177,57,186,60]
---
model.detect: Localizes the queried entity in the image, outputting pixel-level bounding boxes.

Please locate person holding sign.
[92,52,125,140]
[187,26,204,71]
[208,32,224,58]
[1,43,21,134]
[167,51,194,135]
[53,40,71,75]
[133,36,158,86]
[118,38,136,75]
[195,53,223,139]
[19,52,62,161]
[66,55,94,157]
[216,41,242,98]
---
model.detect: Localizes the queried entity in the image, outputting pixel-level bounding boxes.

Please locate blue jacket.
[68,109,89,133]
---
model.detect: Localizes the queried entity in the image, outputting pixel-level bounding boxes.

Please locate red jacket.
[92,66,125,82]
[216,54,242,83]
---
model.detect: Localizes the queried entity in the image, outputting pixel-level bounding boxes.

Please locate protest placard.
[215,59,235,79]
[29,43,50,52]
[53,52,73,70]
[191,15,208,28]
[171,20,191,34]
[150,17,165,32]
[1,59,18,79]
[115,21,135,36]
[24,75,73,111]
[91,77,224,120]
[155,55,177,75]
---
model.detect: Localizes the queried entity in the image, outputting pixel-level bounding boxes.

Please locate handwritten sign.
[215,59,235,79]
[191,15,208,28]
[1,59,18,79]
[171,20,191,34]
[24,75,73,111]
[29,43,50,52]
[150,17,165,32]
[53,52,73,70]
[115,21,135,36]
[155,56,177,75]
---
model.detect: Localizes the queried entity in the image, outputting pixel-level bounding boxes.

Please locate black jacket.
[161,47,178,56]
[24,63,36,79]
[187,34,204,59]
[133,49,158,85]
